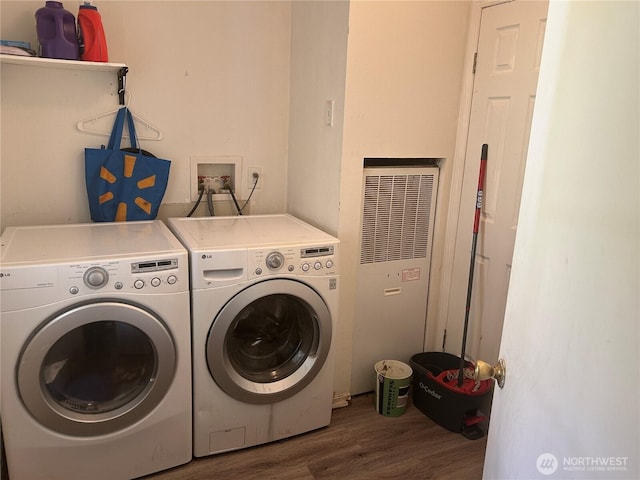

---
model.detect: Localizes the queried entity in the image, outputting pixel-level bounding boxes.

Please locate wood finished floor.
[143,393,487,480]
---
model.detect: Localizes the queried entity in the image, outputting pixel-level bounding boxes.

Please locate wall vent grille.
[360,173,436,264]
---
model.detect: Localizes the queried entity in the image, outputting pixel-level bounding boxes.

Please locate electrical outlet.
[247,167,262,190]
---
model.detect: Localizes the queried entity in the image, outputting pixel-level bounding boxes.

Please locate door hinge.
[441,328,447,351]
[472,52,478,74]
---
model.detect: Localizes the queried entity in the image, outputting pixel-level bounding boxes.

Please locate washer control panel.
[248,244,338,279]
[62,257,183,295]
[0,254,186,310]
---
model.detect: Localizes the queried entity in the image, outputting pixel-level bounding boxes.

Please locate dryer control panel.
[71,257,184,294]
[0,255,187,311]
[248,244,338,279]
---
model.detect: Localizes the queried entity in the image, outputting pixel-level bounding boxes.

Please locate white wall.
[287,1,349,398]
[288,0,349,236]
[0,1,291,230]
[336,0,470,395]
[1,0,472,398]
[483,0,639,477]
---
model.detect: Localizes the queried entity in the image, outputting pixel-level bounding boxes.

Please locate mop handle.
[458,143,488,387]
[474,144,488,233]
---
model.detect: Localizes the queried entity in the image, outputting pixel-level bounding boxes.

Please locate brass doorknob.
[474,358,506,388]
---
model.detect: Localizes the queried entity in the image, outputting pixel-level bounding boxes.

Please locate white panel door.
[446,0,548,364]
[484,1,639,477]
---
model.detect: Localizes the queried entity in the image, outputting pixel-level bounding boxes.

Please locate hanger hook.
[117,66,128,105]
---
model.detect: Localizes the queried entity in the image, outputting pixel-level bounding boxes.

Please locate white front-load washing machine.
[0,221,192,480]
[168,214,339,457]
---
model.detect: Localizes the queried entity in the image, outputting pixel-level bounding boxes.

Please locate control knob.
[266,251,285,271]
[84,267,108,289]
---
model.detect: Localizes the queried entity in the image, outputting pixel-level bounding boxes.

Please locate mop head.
[433,368,492,395]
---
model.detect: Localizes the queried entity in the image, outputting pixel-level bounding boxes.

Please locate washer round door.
[206,279,332,404]
[17,301,176,436]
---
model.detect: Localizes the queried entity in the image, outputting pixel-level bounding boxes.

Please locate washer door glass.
[227,293,317,383]
[42,321,155,414]
[18,301,176,436]
[207,279,332,404]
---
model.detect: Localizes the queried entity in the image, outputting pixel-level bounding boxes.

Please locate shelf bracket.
[117,66,128,105]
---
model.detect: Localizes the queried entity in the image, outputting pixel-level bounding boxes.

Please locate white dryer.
[168,214,339,457]
[0,221,192,480]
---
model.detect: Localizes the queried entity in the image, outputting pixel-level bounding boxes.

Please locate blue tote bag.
[84,107,170,222]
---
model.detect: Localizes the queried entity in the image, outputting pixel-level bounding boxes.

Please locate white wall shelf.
[0,54,125,72]
[1,54,128,103]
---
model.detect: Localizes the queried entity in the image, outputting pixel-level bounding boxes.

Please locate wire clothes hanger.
[76,91,164,141]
